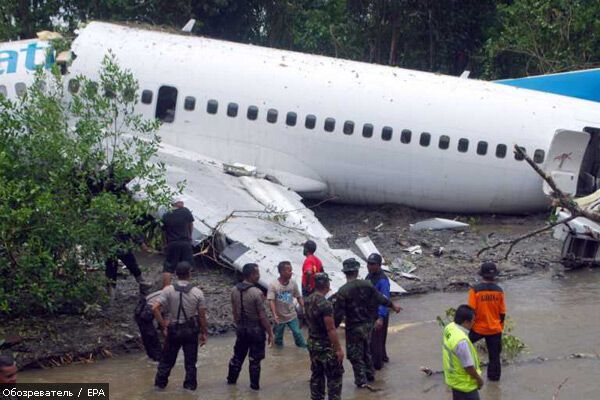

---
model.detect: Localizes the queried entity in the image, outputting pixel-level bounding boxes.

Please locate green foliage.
[437,307,526,361]
[0,54,177,317]
[483,0,600,78]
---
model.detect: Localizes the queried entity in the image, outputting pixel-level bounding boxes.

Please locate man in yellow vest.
[442,305,484,400]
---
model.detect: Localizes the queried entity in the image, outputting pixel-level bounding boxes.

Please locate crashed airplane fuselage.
[3,21,600,286]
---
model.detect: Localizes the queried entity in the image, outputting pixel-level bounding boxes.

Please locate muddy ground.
[3,203,563,369]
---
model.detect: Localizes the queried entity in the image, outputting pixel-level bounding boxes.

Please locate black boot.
[249,361,261,390]
[227,358,242,384]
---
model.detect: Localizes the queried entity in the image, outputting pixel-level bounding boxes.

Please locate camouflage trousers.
[346,322,375,387]
[308,339,344,400]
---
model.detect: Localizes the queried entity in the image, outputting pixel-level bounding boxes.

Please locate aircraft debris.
[223,162,257,177]
[409,218,469,232]
[403,245,422,255]
[36,31,62,40]
[391,258,417,274]
[355,236,384,263]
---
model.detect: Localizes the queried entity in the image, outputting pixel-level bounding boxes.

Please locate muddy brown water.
[21,269,600,399]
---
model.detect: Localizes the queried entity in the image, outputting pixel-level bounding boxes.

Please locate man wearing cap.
[305,273,345,400]
[467,261,506,381]
[302,240,323,297]
[334,258,402,389]
[365,253,392,369]
[161,196,195,288]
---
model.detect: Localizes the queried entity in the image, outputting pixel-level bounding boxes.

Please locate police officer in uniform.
[134,287,165,362]
[227,263,274,391]
[334,258,401,388]
[153,261,208,391]
[305,273,344,400]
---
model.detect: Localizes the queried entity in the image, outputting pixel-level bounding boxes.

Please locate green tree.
[484,0,600,78]
[0,53,177,316]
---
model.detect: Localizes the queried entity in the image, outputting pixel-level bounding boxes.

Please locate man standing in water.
[468,261,506,381]
[305,273,344,400]
[227,263,274,390]
[153,261,208,391]
[365,253,391,369]
[442,304,484,400]
[267,261,307,348]
[161,196,194,288]
[334,258,401,389]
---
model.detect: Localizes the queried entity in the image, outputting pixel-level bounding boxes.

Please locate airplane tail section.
[495,68,600,103]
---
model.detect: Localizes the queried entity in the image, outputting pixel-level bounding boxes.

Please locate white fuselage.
[4,22,600,213]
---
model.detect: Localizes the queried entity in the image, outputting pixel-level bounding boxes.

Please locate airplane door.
[543,129,590,196]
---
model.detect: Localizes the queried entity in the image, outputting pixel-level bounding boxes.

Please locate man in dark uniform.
[134,286,165,362]
[305,273,345,400]
[227,263,274,391]
[366,253,394,369]
[161,196,195,288]
[334,258,401,388]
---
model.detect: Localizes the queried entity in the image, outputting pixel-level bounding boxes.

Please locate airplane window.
[477,141,488,155]
[141,89,153,104]
[156,86,178,123]
[343,121,354,135]
[534,149,545,164]
[382,126,393,141]
[286,112,297,126]
[420,132,431,147]
[458,138,469,153]
[362,123,373,138]
[207,99,218,114]
[496,144,507,158]
[227,102,238,117]
[247,105,258,120]
[267,108,278,123]
[15,82,26,97]
[305,114,316,129]
[68,79,79,94]
[324,118,335,132]
[184,96,196,111]
[439,135,450,149]
[515,146,526,161]
[0,85,6,97]
[401,129,411,144]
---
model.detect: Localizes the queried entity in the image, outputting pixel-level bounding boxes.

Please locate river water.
[21,269,600,399]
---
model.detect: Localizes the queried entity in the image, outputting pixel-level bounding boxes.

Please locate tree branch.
[478,144,600,259]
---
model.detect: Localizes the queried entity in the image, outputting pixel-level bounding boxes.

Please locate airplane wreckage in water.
[4,21,600,287]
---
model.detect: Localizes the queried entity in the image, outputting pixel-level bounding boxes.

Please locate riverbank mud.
[3,203,564,369]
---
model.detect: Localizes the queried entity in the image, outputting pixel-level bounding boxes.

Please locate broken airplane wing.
[154,144,406,294]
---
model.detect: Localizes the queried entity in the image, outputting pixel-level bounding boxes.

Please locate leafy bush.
[0,53,177,316]
[437,307,526,361]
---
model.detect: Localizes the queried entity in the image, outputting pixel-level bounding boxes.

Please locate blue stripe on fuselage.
[495,68,600,103]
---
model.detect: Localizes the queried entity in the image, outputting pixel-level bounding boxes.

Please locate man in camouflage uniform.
[334,258,401,388]
[305,273,345,400]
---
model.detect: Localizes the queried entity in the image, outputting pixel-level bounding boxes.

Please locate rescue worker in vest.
[305,273,345,400]
[443,304,483,400]
[227,263,274,391]
[334,258,401,389]
[134,286,165,362]
[365,253,391,369]
[468,261,506,381]
[153,261,208,391]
